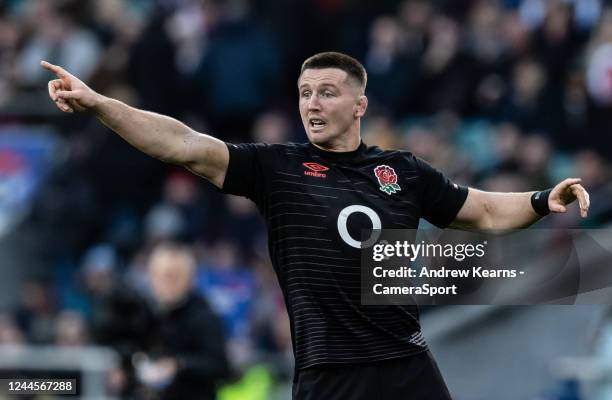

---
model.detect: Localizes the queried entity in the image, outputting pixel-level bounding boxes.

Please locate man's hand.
[134,354,178,389]
[549,178,590,218]
[40,60,103,113]
[154,357,179,378]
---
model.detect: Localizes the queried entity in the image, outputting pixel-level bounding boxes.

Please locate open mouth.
[309,118,327,129]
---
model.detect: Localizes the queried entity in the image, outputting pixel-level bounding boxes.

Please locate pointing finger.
[40,60,71,80]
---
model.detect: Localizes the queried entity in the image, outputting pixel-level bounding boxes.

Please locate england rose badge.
[374,165,401,195]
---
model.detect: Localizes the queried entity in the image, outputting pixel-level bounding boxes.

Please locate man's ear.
[354,95,368,118]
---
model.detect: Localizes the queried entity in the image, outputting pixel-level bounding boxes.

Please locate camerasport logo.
[303,162,329,178]
[374,165,401,194]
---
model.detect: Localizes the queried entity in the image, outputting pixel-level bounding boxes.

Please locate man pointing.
[42,52,589,399]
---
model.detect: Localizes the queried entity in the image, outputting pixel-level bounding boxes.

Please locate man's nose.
[307,94,321,110]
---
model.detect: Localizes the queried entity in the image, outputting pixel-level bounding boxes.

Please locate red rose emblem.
[374,165,401,194]
[375,165,397,185]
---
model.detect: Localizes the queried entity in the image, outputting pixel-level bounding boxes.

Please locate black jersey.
[221,141,468,370]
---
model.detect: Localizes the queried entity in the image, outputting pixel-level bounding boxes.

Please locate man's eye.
[323,91,334,97]
[302,91,311,98]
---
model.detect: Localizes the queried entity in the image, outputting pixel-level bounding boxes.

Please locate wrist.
[90,93,111,116]
[531,188,552,216]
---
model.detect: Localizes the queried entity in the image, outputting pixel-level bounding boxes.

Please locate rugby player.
[42,52,589,399]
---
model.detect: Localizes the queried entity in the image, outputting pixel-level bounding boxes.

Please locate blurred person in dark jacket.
[80,243,154,396]
[135,242,229,400]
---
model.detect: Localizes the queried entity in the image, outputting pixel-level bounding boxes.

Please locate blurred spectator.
[144,171,209,245]
[516,134,553,188]
[14,280,57,343]
[572,149,612,224]
[584,8,612,159]
[0,2,18,109]
[587,42,612,106]
[54,310,88,347]
[192,0,281,141]
[397,0,432,55]
[136,242,229,400]
[252,111,292,143]
[574,149,610,190]
[491,122,522,173]
[560,69,589,149]
[467,1,505,66]
[0,313,24,345]
[362,114,403,150]
[531,2,578,83]
[80,243,154,397]
[401,114,471,180]
[408,15,477,114]
[585,9,612,106]
[15,0,101,86]
[500,8,531,57]
[127,4,180,116]
[500,58,556,133]
[365,16,417,117]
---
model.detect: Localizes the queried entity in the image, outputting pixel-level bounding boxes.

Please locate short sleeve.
[221,143,272,208]
[415,156,468,228]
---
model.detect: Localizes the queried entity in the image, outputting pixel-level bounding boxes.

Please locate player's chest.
[267,158,421,230]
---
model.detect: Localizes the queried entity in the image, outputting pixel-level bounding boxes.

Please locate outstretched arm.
[41,61,229,188]
[451,178,590,231]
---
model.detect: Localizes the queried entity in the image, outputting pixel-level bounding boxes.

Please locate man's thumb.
[550,203,567,213]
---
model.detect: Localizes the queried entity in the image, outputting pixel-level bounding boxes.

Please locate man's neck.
[311,131,361,153]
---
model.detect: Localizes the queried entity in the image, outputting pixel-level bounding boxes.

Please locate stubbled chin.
[308,131,330,145]
[308,126,328,136]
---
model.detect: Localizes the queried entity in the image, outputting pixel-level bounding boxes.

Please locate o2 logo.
[336,205,381,249]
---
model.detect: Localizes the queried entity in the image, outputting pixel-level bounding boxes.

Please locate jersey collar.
[307,141,367,163]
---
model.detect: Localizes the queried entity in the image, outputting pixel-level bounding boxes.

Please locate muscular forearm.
[453,189,541,231]
[92,97,195,164]
[480,191,541,230]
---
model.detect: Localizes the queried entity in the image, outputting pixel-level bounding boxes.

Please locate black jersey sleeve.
[220,143,272,208]
[415,156,468,228]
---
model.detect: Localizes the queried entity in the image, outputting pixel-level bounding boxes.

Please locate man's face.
[149,251,193,307]
[298,68,365,148]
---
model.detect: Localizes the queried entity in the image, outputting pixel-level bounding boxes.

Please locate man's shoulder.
[183,292,215,316]
[270,142,310,153]
[363,144,418,164]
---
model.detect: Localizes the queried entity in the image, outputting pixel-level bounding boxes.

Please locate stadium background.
[1,0,612,398]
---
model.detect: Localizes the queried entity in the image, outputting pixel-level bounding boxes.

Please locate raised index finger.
[40,60,70,79]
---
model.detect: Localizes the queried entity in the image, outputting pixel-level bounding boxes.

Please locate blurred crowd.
[1,0,612,397]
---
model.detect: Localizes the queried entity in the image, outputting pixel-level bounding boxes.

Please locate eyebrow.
[298,83,340,90]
